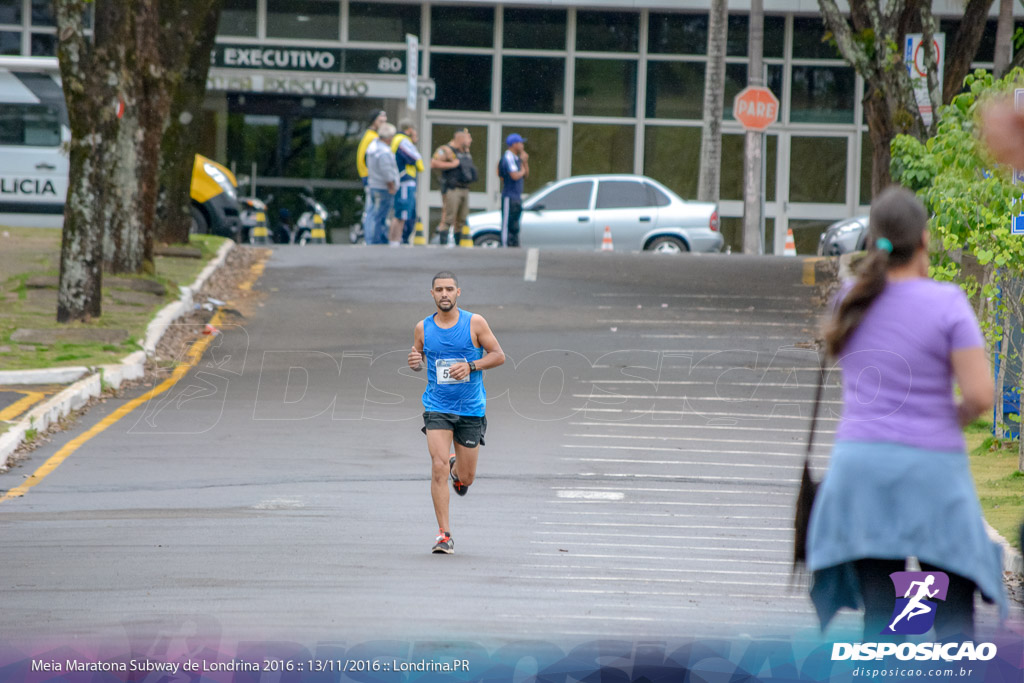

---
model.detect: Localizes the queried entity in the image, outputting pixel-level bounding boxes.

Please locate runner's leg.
[427,429,455,532]
[452,442,479,487]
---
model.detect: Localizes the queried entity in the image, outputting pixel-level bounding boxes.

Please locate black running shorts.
[421,411,487,448]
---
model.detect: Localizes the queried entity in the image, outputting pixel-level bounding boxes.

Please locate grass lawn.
[966,419,1024,551]
[0,227,226,370]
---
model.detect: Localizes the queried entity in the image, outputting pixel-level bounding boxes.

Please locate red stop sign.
[733,86,779,131]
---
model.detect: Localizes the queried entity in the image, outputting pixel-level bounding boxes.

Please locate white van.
[0,56,241,238]
[0,57,69,228]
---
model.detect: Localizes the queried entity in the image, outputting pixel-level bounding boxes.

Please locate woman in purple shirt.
[807,187,1007,641]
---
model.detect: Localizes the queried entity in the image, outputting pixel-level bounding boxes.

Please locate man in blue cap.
[497,133,529,247]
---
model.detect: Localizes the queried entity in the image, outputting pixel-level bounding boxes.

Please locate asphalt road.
[0,246,1006,656]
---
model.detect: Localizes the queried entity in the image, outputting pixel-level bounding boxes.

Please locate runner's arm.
[472,315,505,370]
[408,321,425,371]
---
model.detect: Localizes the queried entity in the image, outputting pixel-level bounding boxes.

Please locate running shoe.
[449,455,469,496]
[432,529,453,554]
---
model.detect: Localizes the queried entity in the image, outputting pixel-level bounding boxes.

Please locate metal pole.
[742,0,765,254]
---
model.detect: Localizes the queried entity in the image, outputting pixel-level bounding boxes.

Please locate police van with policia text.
[0,56,242,239]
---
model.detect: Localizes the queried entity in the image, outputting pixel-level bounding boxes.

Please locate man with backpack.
[430,128,478,247]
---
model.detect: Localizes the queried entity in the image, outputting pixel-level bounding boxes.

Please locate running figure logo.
[885,571,950,635]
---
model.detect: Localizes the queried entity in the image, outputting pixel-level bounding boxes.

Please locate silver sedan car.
[467,174,723,253]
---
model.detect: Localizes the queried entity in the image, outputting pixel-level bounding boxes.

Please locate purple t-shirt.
[833,278,985,451]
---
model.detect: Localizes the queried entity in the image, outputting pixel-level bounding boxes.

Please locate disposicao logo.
[830,571,998,663]
[885,571,948,635]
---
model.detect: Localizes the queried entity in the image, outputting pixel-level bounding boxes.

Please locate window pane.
[597,180,652,209]
[0,1,21,24]
[535,181,593,211]
[500,126,557,195]
[644,126,700,198]
[0,104,61,146]
[649,13,706,55]
[789,136,847,204]
[430,53,492,111]
[429,124,488,192]
[726,14,748,56]
[430,5,493,48]
[719,132,777,202]
[790,66,854,123]
[792,17,843,59]
[349,2,420,43]
[860,131,872,205]
[218,0,258,37]
[30,0,53,26]
[764,16,785,59]
[646,61,703,119]
[502,57,564,114]
[0,31,19,55]
[572,123,634,175]
[503,8,565,50]
[266,0,338,41]
[575,59,636,117]
[576,11,638,52]
[228,113,281,177]
[29,32,54,56]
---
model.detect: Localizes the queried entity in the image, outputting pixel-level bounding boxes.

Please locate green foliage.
[891,69,1024,354]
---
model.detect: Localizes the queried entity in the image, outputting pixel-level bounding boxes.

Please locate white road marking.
[564,457,803,471]
[575,472,807,484]
[572,407,838,420]
[598,319,811,328]
[523,247,539,281]
[592,293,806,302]
[550,499,791,509]
[564,433,810,448]
[536,530,786,543]
[551,485,793,497]
[517,574,790,588]
[568,421,836,435]
[574,393,841,405]
[579,380,837,389]
[555,490,625,500]
[562,444,815,459]
[529,540,790,553]
[542,510,792,521]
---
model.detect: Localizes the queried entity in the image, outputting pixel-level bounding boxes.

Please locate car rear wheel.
[474,233,502,248]
[646,236,688,254]
[189,205,210,235]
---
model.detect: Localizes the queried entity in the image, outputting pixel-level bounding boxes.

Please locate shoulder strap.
[805,351,827,461]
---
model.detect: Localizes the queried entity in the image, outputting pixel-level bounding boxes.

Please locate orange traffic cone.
[783,228,797,256]
[601,225,614,251]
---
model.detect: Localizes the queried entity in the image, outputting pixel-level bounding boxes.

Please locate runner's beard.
[437,298,455,311]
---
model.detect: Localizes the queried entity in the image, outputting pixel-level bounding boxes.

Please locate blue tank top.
[422,309,486,416]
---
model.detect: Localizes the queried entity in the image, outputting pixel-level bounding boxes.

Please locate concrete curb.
[0,240,235,470]
[987,521,1024,577]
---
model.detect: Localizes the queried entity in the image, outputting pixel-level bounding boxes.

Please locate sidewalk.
[0,235,237,470]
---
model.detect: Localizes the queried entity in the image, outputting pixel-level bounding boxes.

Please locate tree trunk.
[943,0,995,102]
[994,0,1014,78]
[55,0,132,321]
[698,0,728,203]
[742,0,764,254]
[156,0,225,246]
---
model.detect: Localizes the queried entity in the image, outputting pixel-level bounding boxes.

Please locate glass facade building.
[0,0,1012,250]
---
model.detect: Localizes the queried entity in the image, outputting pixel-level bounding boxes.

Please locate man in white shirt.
[365,123,399,245]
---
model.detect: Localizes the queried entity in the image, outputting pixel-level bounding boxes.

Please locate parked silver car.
[817,215,869,256]
[467,174,723,253]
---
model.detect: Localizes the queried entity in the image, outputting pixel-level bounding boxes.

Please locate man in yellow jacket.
[357,109,387,240]
[389,121,425,245]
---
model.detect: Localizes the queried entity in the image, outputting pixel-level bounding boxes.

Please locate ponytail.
[824,248,889,357]
[824,186,927,357]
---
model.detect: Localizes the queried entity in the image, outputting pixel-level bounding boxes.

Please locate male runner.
[407,272,505,554]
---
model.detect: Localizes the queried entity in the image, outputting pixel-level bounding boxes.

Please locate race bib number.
[436,358,469,385]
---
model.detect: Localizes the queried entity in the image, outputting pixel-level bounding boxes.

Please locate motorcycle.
[348,192,366,244]
[237,196,269,244]
[294,192,331,246]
